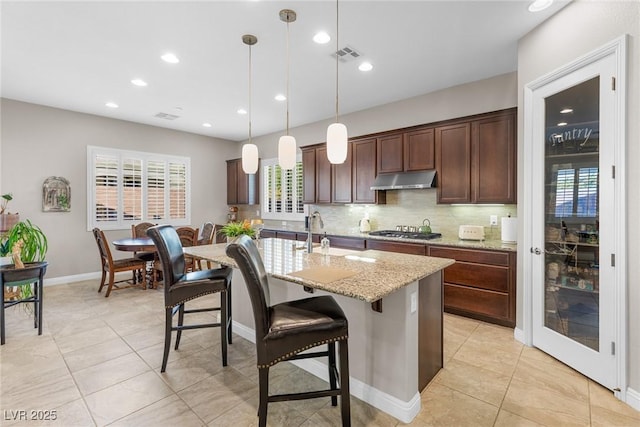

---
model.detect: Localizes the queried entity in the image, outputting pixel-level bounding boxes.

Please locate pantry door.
[524,37,626,391]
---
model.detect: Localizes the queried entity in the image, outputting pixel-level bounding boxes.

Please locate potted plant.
[0,219,48,300]
[219,220,256,242]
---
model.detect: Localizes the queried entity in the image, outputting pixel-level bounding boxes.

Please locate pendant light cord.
[335,0,339,124]
[248,43,252,144]
[286,18,291,136]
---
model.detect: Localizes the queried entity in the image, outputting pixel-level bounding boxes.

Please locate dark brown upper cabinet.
[226,158,259,205]
[332,143,353,203]
[301,147,316,204]
[377,127,435,174]
[352,138,385,204]
[436,108,516,204]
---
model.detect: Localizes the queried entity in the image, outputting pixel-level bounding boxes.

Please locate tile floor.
[1,280,639,426]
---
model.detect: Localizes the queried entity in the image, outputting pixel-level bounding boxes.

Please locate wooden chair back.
[132,222,155,238]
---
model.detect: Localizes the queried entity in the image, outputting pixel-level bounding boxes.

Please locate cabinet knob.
[530,247,543,255]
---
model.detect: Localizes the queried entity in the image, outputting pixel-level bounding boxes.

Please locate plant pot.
[0,255,13,266]
[0,213,19,232]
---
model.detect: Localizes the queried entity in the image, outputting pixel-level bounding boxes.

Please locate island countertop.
[184,237,454,303]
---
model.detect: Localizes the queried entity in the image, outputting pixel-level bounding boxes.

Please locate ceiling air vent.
[334,45,361,62]
[154,112,180,120]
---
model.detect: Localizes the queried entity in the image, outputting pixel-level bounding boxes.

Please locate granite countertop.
[184,238,455,303]
[263,226,517,252]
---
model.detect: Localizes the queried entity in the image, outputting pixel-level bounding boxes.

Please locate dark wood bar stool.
[1,261,48,345]
[226,235,351,427]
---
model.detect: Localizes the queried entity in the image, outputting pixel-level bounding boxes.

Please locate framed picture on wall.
[42,176,71,212]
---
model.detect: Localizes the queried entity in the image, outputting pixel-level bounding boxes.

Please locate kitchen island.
[184,238,454,423]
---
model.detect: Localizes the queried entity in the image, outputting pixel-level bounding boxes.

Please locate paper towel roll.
[501,217,517,243]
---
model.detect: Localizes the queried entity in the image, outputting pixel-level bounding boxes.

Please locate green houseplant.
[0,219,48,300]
[219,220,256,240]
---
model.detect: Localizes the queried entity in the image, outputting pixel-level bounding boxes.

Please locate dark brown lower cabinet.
[366,239,426,255]
[428,245,516,327]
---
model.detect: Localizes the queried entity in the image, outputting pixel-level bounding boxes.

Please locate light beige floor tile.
[84,371,173,427]
[443,313,480,337]
[109,394,205,427]
[136,335,206,370]
[178,368,258,423]
[502,378,590,426]
[452,337,520,377]
[302,395,398,427]
[63,336,133,372]
[207,399,260,427]
[54,325,120,354]
[121,323,166,351]
[158,348,227,392]
[513,354,589,401]
[520,345,587,379]
[434,358,511,406]
[1,368,81,415]
[72,352,151,395]
[588,381,640,422]
[0,398,95,427]
[409,382,499,426]
[494,409,544,426]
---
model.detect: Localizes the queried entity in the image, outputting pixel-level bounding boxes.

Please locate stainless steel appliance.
[369,230,442,240]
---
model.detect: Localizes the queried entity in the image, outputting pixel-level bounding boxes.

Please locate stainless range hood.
[370,170,436,190]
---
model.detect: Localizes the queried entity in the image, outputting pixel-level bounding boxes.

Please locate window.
[554,167,598,218]
[87,146,190,230]
[261,157,305,221]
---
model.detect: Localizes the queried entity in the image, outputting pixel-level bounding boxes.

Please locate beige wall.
[0,98,237,278]
[517,1,640,393]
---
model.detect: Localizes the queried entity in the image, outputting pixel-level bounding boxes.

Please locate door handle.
[530,247,543,255]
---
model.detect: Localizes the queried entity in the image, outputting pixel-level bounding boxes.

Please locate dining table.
[112,237,157,287]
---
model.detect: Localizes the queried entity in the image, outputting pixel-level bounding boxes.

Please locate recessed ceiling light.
[560,108,573,114]
[131,78,148,87]
[161,52,180,64]
[313,31,331,44]
[557,122,568,126]
[105,102,119,108]
[202,123,212,128]
[528,0,553,12]
[275,94,286,101]
[237,108,247,115]
[358,61,373,72]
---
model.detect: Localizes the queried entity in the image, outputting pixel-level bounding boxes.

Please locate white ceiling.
[1,1,569,141]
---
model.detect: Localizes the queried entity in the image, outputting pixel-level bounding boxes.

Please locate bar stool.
[1,261,48,345]
[225,235,351,427]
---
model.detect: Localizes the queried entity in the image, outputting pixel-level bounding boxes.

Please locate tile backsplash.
[238,189,517,241]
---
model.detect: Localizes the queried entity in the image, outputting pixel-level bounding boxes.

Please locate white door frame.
[522,35,627,398]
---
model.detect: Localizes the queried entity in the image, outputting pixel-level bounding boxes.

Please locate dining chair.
[196,222,215,269]
[225,235,351,427]
[147,225,232,372]
[92,228,147,297]
[131,222,156,283]
[153,226,199,283]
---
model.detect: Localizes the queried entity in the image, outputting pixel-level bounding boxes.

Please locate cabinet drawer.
[366,239,426,255]
[444,283,509,321]
[444,262,509,292]
[430,246,509,266]
[276,231,297,241]
[328,236,366,250]
[261,229,277,238]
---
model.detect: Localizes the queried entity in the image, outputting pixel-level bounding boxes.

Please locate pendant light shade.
[242,143,259,174]
[327,123,348,164]
[278,9,297,170]
[327,0,348,165]
[241,34,259,175]
[278,135,297,170]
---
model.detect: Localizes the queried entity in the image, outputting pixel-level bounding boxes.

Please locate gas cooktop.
[368,230,442,240]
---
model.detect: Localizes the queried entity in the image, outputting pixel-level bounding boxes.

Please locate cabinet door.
[332,143,353,203]
[404,128,435,171]
[352,138,380,204]
[236,162,249,204]
[316,147,332,204]
[226,160,238,205]
[301,147,316,203]
[472,112,516,203]
[377,134,404,174]
[436,123,471,203]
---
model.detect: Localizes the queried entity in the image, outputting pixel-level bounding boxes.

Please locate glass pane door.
[543,77,600,351]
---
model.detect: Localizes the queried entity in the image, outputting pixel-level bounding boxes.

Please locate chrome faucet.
[307,211,324,253]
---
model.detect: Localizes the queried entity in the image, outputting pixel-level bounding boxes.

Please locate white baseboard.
[514,327,525,344]
[625,386,640,412]
[231,320,420,423]
[44,271,102,286]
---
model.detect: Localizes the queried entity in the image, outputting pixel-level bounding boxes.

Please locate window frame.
[260,156,305,221]
[87,145,191,231]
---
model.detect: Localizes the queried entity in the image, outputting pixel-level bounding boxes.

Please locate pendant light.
[241,34,259,175]
[326,0,348,164]
[278,9,297,170]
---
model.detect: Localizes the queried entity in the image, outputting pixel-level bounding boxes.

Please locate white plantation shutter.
[577,167,598,217]
[88,146,190,230]
[554,166,599,218]
[555,169,575,217]
[261,157,304,220]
